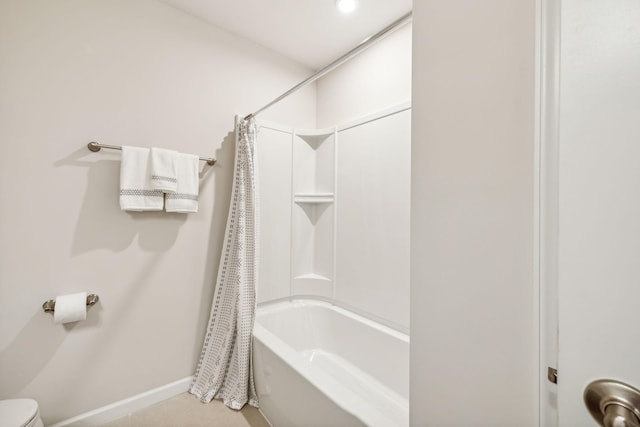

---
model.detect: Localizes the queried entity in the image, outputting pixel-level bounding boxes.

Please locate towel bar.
[42,294,100,314]
[88,141,216,166]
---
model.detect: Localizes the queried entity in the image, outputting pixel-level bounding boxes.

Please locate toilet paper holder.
[42,294,99,313]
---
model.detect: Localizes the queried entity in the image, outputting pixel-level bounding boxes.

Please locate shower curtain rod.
[243,11,413,121]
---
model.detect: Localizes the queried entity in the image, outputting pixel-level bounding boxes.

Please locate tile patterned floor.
[100,393,271,427]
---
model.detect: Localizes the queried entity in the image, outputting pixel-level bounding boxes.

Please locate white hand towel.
[150,147,178,193]
[120,146,164,211]
[165,153,199,213]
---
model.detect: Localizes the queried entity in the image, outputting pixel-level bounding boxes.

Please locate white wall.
[256,108,411,332]
[255,125,293,304]
[0,0,315,424]
[410,1,537,426]
[335,109,411,330]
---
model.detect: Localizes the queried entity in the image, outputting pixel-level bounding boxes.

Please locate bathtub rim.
[256,295,410,336]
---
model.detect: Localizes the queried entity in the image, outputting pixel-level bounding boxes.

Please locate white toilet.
[0,399,44,427]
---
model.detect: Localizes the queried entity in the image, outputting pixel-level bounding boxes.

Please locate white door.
[556,0,640,425]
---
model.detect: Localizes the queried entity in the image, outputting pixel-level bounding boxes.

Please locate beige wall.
[316,24,412,128]
[410,1,537,426]
[0,0,315,424]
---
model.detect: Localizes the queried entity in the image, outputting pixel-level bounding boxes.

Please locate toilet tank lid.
[0,399,39,427]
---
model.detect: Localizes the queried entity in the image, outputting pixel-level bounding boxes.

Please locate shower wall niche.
[292,129,335,297]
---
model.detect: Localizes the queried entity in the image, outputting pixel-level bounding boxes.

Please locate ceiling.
[161,0,412,70]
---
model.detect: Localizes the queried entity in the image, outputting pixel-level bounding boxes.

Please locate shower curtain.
[190,117,258,409]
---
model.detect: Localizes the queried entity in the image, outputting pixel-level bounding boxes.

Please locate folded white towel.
[150,147,178,193]
[165,153,199,213]
[120,146,164,211]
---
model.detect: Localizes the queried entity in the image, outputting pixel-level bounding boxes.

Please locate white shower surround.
[254,103,411,425]
[253,298,409,427]
[256,103,411,331]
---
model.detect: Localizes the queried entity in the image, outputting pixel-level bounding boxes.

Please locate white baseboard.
[49,376,193,427]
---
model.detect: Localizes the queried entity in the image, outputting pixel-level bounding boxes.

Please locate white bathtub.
[252,298,409,427]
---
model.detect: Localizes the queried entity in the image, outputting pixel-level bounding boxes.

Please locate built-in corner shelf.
[294,273,332,282]
[294,193,334,204]
[293,273,333,298]
[291,127,336,299]
[295,129,334,148]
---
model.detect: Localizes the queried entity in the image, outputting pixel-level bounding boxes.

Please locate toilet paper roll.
[54,292,87,324]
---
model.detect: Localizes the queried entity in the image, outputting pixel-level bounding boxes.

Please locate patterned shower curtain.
[190,117,258,409]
